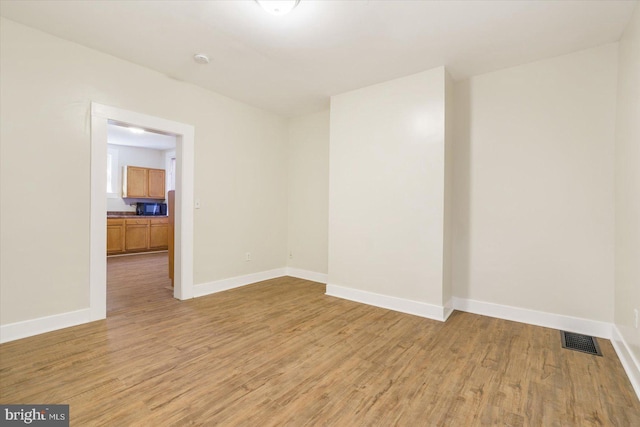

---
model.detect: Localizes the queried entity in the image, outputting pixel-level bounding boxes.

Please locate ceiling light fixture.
[193,53,210,64]
[128,127,145,134]
[255,0,300,16]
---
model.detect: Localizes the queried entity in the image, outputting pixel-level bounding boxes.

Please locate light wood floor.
[1,253,639,426]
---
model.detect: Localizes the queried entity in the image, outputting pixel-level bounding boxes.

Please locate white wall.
[113,144,166,171]
[287,110,330,275]
[452,43,618,322]
[106,143,167,212]
[0,18,288,325]
[614,4,640,368]
[329,67,450,308]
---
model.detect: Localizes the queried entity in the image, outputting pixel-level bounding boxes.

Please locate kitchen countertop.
[107,213,168,219]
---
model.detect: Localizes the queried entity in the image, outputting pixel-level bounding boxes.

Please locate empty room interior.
[1,0,639,425]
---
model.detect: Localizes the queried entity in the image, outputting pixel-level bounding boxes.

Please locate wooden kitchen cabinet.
[123,166,147,198]
[148,169,166,199]
[123,166,165,199]
[107,217,168,255]
[149,218,169,250]
[106,219,125,255]
[125,218,150,252]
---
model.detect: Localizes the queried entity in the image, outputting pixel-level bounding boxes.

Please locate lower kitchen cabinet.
[125,219,150,252]
[107,217,169,255]
[149,218,169,249]
[107,219,125,255]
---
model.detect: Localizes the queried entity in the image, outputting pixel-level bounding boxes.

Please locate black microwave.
[136,202,167,216]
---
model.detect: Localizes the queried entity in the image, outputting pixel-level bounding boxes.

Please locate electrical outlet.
[245,252,251,262]
[634,308,639,329]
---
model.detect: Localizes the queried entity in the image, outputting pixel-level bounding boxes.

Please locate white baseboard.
[452,297,612,339]
[443,298,454,321]
[611,325,640,401]
[193,268,287,298]
[0,308,92,344]
[285,267,328,284]
[326,284,450,322]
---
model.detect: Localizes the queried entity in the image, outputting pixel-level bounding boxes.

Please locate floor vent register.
[560,331,603,356]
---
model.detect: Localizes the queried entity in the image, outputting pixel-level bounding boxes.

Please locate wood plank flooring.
[1,252,639,425]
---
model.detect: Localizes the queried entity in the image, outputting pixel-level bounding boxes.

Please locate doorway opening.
[106,122,177,315]
[90,103,194,321]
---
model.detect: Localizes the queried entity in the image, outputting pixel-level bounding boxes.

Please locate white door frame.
[90,103,195,320]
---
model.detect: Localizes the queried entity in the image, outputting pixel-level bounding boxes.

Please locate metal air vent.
[561,331,602,356]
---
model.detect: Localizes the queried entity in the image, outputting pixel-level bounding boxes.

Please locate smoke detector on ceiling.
[193,54,210,65]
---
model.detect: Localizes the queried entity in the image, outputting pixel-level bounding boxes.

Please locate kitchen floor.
[107,252,172,316]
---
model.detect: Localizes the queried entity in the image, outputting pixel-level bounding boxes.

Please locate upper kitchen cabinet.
[124,166,147,197]
[123,165,165,199]
[148,169,166,199]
